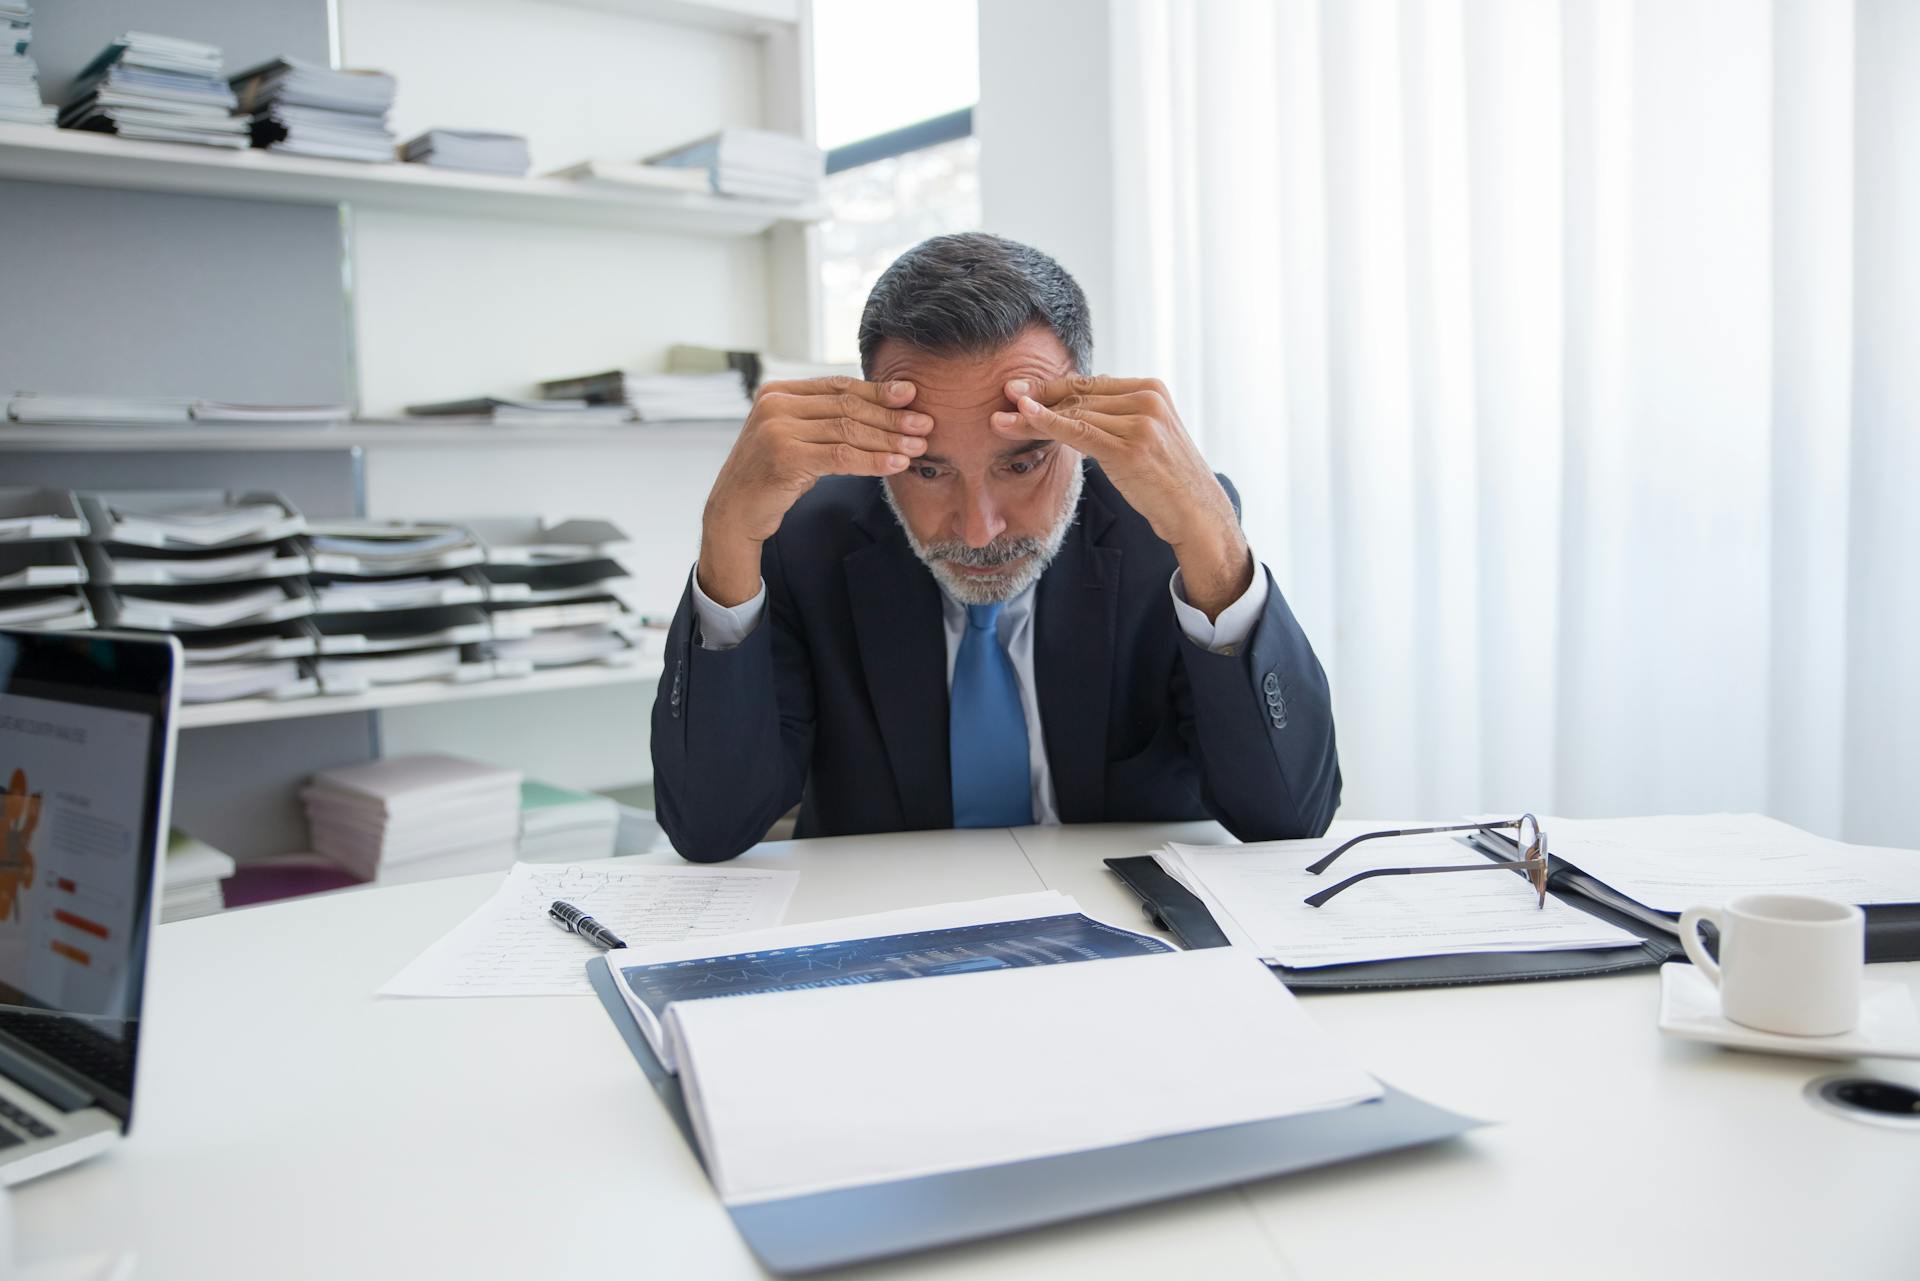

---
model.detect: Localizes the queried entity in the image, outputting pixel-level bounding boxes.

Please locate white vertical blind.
[1105,0,1920,845]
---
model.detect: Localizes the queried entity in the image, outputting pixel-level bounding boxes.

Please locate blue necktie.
[949,602,1033,827]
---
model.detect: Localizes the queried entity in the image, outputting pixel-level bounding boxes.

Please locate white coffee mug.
[1678,894,1864,1036]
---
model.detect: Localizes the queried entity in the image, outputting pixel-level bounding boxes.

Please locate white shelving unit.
[0,125,825,234]
[0,419,744,451]
[177,658,665,728]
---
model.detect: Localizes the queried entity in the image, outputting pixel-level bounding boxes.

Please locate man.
[652,232,1339,861]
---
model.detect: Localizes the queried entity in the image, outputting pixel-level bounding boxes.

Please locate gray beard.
[880,459,1086,606]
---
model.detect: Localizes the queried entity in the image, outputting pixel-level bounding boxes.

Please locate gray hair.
[858,233,1093,377]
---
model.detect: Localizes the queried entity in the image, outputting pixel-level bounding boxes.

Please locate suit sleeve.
[1173,475,1342,840]
[649,539,815,862]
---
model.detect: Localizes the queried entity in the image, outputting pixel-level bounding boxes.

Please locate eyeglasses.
[1300,815,1550,909]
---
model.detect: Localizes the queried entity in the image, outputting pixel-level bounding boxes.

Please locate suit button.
[1262,672,1280,695]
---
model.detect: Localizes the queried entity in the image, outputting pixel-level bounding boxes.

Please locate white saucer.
[1658,963,1920,1060]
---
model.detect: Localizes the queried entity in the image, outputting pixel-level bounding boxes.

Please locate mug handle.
[1678,906,1724,987]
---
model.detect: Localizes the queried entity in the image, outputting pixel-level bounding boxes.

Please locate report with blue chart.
[612,913,1173,1025]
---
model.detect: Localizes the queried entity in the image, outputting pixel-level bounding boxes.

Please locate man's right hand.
[697,376,932,606]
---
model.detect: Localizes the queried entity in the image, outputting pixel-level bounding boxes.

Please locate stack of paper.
[401,129,530,175]
[306,522,485,576]
[179,656,315,703]
[311,604,491,653]
[488,623,637,669]
[0,487,91,631]
[1155,833,1641,969]
[174,620,315,664]
[162,830,236,922]
[100,581,312,631]
[536,369,752,422]
[82,493,303,549]
[604,893,1380,1207]
[518,780,620,862]
[231,58,397,162]
[189,401,349,424]
[303,754,525,884]
[0,2,53,125]
[59,32,248,148]
[81,539,309,587]
[402,396,633,423]
[546,158,711,193]
[642,128,825,202]
[313,645,474,694]
[7,393,192,425]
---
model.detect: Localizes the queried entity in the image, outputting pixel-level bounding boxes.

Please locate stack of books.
[642,128,825,202]
[0,487,92,631]
[161,830,235,923]
[518,780,620,862]
[60,32,248,149]
[537,369,752,422]
[400,129,530,175]
[403,396,632,424]
[231,57,397,162]
[302,754,524,884]
[0,2,52,126]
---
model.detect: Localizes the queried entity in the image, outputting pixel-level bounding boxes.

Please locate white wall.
[974,0,1115,364]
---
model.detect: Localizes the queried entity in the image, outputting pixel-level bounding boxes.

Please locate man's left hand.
[991,375,1252,619]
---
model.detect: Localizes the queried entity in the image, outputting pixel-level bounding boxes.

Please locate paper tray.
[587,955,1482,1275]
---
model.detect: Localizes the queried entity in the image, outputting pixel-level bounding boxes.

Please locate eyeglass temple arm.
[1304,820,1521,876]
[1302,859,1542,909]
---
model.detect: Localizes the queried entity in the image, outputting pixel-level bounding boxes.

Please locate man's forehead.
[868,329,1074,411]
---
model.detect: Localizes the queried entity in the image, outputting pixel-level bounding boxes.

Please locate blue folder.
[587,955,1484,1274]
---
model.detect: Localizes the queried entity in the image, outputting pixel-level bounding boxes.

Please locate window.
[810,1,981,365]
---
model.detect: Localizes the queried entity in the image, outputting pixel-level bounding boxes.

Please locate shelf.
[0,419,745,451]
[178,658,664,729]
[546,0,801,35]
[0,126,827,234]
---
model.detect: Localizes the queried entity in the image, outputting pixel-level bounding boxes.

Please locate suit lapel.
[844,495,952,829]
[1035,479,1119,823]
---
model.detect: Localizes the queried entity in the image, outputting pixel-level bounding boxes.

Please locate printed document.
[379,861,798,997]
[1545,814,1920,912]
[667,946,1383,1205]
[1159,836,1641,968]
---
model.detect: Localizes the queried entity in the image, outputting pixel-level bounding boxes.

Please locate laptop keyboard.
[0,1096,55,1148]
[0,1011,136,1099]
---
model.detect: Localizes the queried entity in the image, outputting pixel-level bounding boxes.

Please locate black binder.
[1106,845,1920,994]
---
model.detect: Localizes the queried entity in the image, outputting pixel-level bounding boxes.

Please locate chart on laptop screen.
[0,692,151,1020]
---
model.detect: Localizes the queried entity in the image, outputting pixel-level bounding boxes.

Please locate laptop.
[0,629,180,1185]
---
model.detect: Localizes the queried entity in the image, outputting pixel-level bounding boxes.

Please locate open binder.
[1108,838,1920,993]
[587,955,1481,1274]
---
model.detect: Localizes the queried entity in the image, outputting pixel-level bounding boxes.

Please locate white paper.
[668,946,1382,1205]
[379,861,799,998]
[1163,836,1641,968]
[1547,813,1920,912]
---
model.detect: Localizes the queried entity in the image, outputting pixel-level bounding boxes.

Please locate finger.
[797,441,912,477]
[759,374,916,409]
[796,415,930,457]
[989,395,1127,455]
[1006,375,1163,406]
[775,390,934,435]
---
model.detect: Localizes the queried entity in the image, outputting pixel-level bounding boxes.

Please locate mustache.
[922,538,1044,569]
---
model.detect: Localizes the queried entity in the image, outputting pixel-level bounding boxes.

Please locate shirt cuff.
[690,569,767,650]
[1169,559,1269,656]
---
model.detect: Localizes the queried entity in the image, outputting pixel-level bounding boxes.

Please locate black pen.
[548,899,627,950]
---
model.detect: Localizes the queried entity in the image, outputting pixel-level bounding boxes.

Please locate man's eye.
[1009,460,1033,475]
[913,465,940,480]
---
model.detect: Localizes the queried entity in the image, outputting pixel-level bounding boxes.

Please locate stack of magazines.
[400,129,530,176]
[643,127,825,202]
[60,32,248,149]
[231,57,396,162]
[0,2,53,126]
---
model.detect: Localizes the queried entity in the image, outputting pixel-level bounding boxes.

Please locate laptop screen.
[0,632,176,1127]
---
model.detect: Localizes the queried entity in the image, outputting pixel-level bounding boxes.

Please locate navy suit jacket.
[651,463,1341,861]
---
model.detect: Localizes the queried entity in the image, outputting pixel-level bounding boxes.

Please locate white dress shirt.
[689,559,1270,826]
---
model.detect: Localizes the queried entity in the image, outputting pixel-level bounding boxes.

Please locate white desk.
[16,822,1920,1280]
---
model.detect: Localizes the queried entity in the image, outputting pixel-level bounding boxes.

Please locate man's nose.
[953,482,1006,548]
